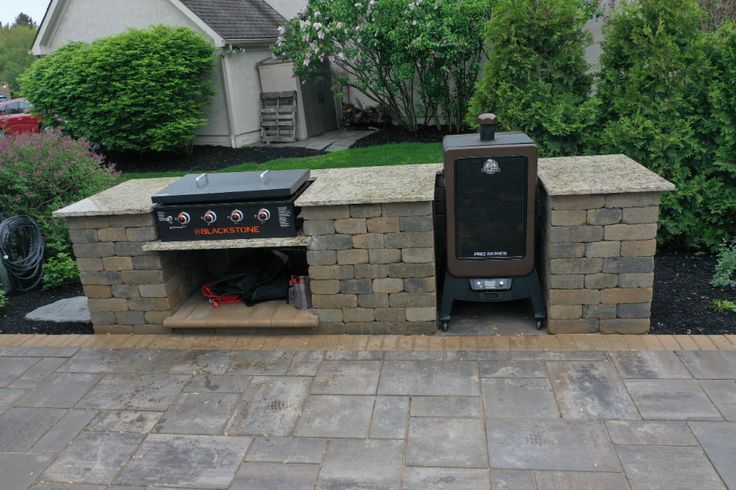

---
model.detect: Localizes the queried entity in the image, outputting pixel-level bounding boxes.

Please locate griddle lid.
[151,169,310,204]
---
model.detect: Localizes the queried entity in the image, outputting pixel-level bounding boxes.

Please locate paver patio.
[0,336,734,489]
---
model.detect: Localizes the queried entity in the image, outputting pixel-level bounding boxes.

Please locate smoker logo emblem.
[482,159,500,175]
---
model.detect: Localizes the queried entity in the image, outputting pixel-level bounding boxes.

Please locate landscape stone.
[115,434,250,488]
[616,444,726,490]
[25,296,91,323]
[487,418,620,471]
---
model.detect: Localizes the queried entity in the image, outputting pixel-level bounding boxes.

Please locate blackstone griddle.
[439,114,546,331]
[151,169,310,241]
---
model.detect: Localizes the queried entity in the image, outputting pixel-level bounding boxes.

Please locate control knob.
[230,209,244,223]
[203,210,217,225]
[256,208,271,223]
[176,212,190,225]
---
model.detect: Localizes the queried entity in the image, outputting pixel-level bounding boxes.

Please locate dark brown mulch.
[0,283,92,335]
[105,145,326,174]
[350,124,460,148]
[651,251,736,335]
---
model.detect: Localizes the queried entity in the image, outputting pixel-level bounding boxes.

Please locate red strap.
[201,283,240,308]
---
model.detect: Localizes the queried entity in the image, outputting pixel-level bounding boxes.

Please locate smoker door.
[453,155,528,260]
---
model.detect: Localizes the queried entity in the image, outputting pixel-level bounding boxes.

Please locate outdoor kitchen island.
[54,155,673,335]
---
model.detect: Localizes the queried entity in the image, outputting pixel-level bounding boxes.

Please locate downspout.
[220,44,237,148]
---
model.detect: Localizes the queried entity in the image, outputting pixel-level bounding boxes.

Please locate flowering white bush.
[272,0,493,131]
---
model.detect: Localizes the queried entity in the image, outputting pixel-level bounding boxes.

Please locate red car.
[0,99,42,135]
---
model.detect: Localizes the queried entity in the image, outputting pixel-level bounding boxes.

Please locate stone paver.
[0,344,734,488]
[487,418,620,471]
[624,379,721,420]
[689,422,736,489]
[403,467,490,489]
[616,445,726,490]
[0,453,53,489]
[41,431,143,484]
[226,376,310,436]
[378,360,480,396]
[317,439,404,490]
[482,378,559,418]
[294,395,374,438]
[610,351,691,379]
[407,417,487,468]
[153,392,240,434]
[116,434,251,488]
[547,361,639,420]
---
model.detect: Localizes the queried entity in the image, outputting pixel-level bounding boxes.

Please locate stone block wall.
[302,201,437,334]
[541,191,661,334]
[67,213,205,334]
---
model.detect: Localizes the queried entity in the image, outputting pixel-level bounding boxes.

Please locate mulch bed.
[1,252,732,335]
[651,251,735,335]
[0,283,92,335]
[105,145,326,173]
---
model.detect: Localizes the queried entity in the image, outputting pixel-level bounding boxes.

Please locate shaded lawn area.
[122,142,442,180]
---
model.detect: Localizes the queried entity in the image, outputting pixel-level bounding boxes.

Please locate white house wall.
[193,55,232,147]
[43,0,204,52]
[224,48,275,146]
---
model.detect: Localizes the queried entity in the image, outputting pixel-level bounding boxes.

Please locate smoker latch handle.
[260,170,271,184]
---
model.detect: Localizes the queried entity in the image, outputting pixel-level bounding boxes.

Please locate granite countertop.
[538,154,675,196]
[54,156,673,218]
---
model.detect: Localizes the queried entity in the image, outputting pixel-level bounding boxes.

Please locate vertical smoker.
[439,114,546,331]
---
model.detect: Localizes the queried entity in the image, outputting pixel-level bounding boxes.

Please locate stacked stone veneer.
[542,191,662,334]
[302,201,437,334]
[67,213,205,334]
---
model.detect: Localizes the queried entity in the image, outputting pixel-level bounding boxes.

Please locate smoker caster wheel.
[535,319,545,330]
[440,321,449,332]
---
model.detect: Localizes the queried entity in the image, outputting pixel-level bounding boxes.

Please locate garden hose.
[0,259,11,293]
[0,215,44,292]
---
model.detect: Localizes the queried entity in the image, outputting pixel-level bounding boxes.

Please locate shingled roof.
[179,0,286,42]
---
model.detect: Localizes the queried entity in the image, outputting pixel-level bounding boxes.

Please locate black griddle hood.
[151,169,310,204]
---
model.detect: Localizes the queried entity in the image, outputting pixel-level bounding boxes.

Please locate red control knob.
[256,208,271,223]
[230,209,244,223]
[203,210,217,224]
[176,212,190,224]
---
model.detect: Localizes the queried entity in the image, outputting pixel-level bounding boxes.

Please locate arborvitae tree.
[467,0,596,157]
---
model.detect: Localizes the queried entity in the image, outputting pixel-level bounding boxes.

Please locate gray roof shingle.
[179,0,285,42]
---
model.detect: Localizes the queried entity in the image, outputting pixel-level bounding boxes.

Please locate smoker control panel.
[470,278,513,291]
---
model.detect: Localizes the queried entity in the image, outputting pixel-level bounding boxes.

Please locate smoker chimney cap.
[477,113,498,125]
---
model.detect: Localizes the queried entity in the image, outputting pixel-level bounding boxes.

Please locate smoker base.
[439,267,546,332]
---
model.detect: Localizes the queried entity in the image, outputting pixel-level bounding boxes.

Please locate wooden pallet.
[261,91,296,143]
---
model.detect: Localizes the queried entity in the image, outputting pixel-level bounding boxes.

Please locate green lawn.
[123,142,442,180]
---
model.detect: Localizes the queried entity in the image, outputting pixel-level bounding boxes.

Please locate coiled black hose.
[0,215,44,292]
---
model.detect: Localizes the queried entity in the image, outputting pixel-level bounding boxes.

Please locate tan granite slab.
[538,154,675,196]
[53,178,177,218]
[295,164,442,207]
[142,235,311,252]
